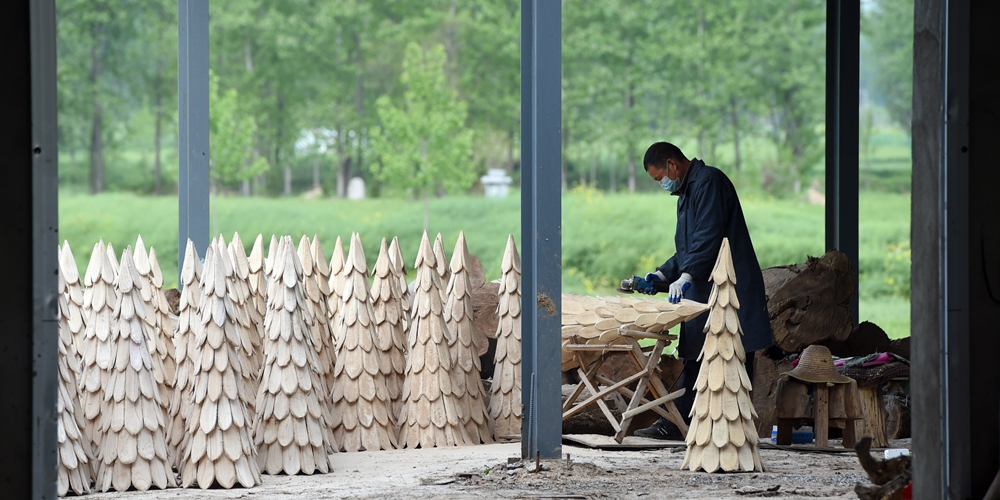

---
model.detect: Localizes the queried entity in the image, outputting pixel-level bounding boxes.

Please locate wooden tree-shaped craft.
[681,238,763,473]
[147,246,178,405]
[57,241,96,496]
[443,231,493,444]
[433,233,451,297]
[253,236,334,475]
[310,234,337,373]
[329,233,399,452]
[247,234,268,346]
[177,244,263,489]
[326,236,347,344]
[388,237,412,334]
[298,235,336,396]
[132,237,173,412]
[229,232,264,384]
[490,235,522,439]
[78,239,117,456]
[370,238,408,422]
[211,236,261,426]
[167,239,204,466]
[397,232,472,448]
[94,248,175,492]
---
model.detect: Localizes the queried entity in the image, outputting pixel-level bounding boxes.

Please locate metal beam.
[178,0,210,280]
[520,0,562,460]
[0,1,58,498]
[825,0,860,325]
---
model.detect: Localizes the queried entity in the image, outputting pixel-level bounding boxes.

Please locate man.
[633,142,773,440]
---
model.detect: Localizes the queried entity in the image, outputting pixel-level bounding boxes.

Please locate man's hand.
[669,273,693,303]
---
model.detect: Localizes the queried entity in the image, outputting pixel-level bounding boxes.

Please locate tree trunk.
[88,29,105,195]
[590,155,597,187]
[240,180,250,196]
[312,156,320,190]
[609,155,616,193]
[154,81,163,196]
[730,95,741,172]
[507,128,515,174]
[624,68,636,192]
[284,167,292,196]
[89,104,104,195]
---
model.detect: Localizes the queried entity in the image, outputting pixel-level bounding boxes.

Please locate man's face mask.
[660,176,678,192]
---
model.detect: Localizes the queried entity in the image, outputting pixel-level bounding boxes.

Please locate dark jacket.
[655,159,773,359]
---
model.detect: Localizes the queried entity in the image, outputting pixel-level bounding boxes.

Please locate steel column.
[825,0,860,325]
[520,0,562,460]
[0,1,58,498]
[178,0,210,280]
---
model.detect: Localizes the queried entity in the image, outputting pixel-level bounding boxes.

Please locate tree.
[863,0,914,131]
[370,42,475,230]
[209,71,269,189]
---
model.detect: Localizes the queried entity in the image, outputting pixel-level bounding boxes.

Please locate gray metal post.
[178,0,210,281]
[825,0,860,325]
[520,0,562,460]
[31,0,59,497]
[1,1,58,498]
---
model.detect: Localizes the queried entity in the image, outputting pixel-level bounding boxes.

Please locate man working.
[632,142,773,440]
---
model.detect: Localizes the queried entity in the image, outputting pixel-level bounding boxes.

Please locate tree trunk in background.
[507,127,515,173]
[312,157,320,190]
[590,155,597,187]
[609,157,617,193]
[730,95,741,172]
[624,67,636,192]
[89,104,104,195]
[88,29,105,195]
[241,180,250,196]
[284,167,292,196]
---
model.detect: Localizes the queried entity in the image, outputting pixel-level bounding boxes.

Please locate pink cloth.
[862,352,894,367]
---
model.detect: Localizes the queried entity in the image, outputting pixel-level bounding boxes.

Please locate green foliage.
[209,71,269,186]
[370,43,476,196]
[863,0,914,130]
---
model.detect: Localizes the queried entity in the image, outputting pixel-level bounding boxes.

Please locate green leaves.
[210,71,270,185]
[370,43,475,196]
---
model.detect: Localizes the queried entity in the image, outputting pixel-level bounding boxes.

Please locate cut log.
[752,350,796,437]
[472,281,501,343]
[763,250,855,353]
[822,321,891,358]
[855,384,888,448]
[882,381,910,440]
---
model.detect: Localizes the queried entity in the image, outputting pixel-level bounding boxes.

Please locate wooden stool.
[775,377,861,448]
[562,329,688,443]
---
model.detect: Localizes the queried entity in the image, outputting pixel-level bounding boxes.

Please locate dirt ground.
[86,438,907,499]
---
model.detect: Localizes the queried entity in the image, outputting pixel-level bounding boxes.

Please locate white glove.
[669,272,693,303]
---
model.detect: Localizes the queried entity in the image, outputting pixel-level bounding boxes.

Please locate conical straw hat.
[782,345,852,384]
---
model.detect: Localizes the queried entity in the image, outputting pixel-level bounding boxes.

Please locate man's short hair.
[643,142,687,171]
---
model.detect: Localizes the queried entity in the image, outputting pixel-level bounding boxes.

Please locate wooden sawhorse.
[562,328,688,443]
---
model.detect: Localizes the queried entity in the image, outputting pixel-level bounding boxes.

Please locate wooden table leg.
[613,339,664,443]
[814,383,830,448]
[842,419,857,449]
[776,419,793,445]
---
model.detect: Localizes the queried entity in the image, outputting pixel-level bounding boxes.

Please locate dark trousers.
[671,351,756,426]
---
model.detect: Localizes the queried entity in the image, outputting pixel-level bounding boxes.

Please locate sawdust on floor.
[85,439,901,499]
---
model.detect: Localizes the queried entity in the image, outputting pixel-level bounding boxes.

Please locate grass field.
[59,186,911,339]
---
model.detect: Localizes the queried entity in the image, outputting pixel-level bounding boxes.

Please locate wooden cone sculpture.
[168,239,204,466]
[213,236,260,422]
[388,236,412,333]
[433,233,450,302]
[264,234,279,277]
[106,242,119,277]
[62,242,87,362]
[329,233,399,452]
[326,236,347,343]
[681,238,763,473]
[229,232,264,381]
[397,232,472,448]
[95,248,175,491]
[147,247,178,406]
[58,242,96,496]
[371,238,408,422]
[247,235,268,355]
[561,294,709,371]
[443,232,493,444]
[253,236,334,475]
[490,235,522,439]
[79,239,118,456]
[177,245,262,489]
[132,237,173,412]
[298,235,336,396]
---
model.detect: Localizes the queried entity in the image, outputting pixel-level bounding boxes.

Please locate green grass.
[60,187,912,337]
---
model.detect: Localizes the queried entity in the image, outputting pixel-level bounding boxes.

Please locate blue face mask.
[660,176,679,192]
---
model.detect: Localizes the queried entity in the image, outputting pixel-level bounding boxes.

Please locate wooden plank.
[613,339,663,443]
[617,328,678,342]
[855,384,888,448]
[564,344,634,351]
[593,375,672,422]
[563,433,684,450]
[814,383,830,448]
[621,389,686,420]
